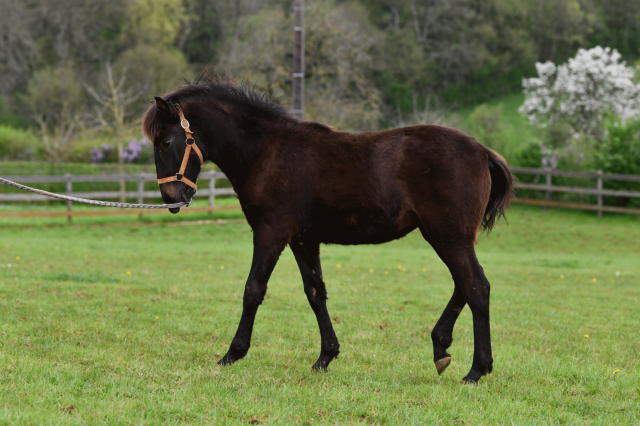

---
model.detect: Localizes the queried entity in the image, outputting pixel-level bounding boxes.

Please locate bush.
[0,125,39,160]
[513,141,543,168]
[592,120,640,207]
[594,120,640,175]
[466,103,512,157]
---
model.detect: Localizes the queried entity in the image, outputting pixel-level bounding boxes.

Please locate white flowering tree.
[519,46,640,140]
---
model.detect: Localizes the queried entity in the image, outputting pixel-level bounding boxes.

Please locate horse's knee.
[242,283,267,308]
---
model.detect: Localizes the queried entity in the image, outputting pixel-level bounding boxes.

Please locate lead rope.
[0,177,189,209]
[0,102,202,210]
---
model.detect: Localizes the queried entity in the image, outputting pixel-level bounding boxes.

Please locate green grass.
[458,93,534,139]
[1,206,639,424]
[0,196,244,228]
[458,93,537,159]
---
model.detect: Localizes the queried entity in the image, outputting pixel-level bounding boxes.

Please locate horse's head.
[143,97,205,213]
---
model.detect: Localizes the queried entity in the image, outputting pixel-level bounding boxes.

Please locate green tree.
[23,64,86,163]
[123,0,187,49]
[220,1,384,131]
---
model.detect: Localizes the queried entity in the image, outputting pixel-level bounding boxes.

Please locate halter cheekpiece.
[156,102,204,191]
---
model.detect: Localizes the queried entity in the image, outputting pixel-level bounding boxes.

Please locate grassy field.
[1,206,639,424]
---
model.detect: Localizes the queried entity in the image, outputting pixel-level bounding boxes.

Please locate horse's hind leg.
[419,226,493,383]
[290,236,340,371]
[430,280,466,375]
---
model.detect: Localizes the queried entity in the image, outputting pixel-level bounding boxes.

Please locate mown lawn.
[0,206,639,425]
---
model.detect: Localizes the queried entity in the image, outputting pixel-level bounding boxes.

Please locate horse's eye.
[161,139,171,148]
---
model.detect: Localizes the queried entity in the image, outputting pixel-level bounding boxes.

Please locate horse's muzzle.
[160,181,195,214]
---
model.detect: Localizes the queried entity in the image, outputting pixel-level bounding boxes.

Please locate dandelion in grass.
[613,369,619,374]
[592,278,597,282]
[384,271,388,275]
[397,265,402,269]
[336,264,342,269]
[209,265,212,268]
[422,268,427,272]
[560,275,565,279]
[220,265,225,270]
[369,269,373,273]
[126,271,131,275]
[15,256,20,260]
[584,334,589,338]
[155,316,159,319]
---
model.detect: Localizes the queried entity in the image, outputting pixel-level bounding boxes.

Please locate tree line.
[1,0,639,163]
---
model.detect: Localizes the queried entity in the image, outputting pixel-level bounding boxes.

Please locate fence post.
[137,172,145,219]
[208,171,215,214]
[597,169,603,218]
[545,168,552,201]
[65,173,73,223]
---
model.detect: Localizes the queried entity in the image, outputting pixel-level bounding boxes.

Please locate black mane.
[142,71,298,141]
[164,72,294,122]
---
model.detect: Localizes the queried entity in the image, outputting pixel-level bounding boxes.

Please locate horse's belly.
[310,209,418,245]
[318,226,417,245]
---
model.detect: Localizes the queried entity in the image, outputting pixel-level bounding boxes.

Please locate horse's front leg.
[219,227,285,366]
[290,236,340,371]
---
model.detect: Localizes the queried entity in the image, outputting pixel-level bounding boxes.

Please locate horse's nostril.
[182,189,194,203]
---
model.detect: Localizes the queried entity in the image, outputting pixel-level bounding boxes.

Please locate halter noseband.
[156,103,204,191]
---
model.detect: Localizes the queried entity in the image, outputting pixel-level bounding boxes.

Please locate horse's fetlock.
[431,330,453,349]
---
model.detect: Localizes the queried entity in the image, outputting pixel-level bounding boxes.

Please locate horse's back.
[286,125,489,244]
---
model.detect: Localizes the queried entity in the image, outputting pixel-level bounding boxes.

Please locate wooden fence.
[511,167,640,216]
[0,170,238,220]
[1,168,639,220]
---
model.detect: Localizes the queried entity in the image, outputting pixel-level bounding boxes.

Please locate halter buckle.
[186,137,195,146]
[180,119,190,129]
[176,173,183,181]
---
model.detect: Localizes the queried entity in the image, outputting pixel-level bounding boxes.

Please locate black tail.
[482,150,514,233]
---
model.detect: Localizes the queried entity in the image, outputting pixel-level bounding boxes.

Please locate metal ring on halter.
[176,173,183,181]
[186,137,195,146]
[181,119,190,129]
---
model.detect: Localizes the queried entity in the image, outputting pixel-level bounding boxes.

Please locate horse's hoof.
[462,376,479,384]
[434,356,451,375]
[218,354,235,366]
[312,362,329,372]
[462,371,482,384]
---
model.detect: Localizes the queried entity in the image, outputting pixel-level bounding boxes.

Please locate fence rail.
[511,167,640,216]
[0,170,238,220]
[2,167,639,220]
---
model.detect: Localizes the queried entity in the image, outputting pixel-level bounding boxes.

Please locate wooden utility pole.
[292,0,305,119]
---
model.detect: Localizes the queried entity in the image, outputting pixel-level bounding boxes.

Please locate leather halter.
[156,103,204,191]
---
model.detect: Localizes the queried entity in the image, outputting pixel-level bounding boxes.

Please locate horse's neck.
[205,120,271,194]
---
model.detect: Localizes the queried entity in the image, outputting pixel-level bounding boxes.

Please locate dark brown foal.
[143,74,513,383]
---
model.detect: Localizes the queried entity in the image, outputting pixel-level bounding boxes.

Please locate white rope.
[0,177,189,209]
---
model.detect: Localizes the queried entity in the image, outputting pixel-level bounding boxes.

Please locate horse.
[142,74,513,383]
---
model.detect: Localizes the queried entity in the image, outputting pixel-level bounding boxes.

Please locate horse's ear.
[154,97,171,116]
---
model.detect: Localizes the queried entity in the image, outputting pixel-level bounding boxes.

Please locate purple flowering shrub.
[90,143,116,164]
[90,137,153,164]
